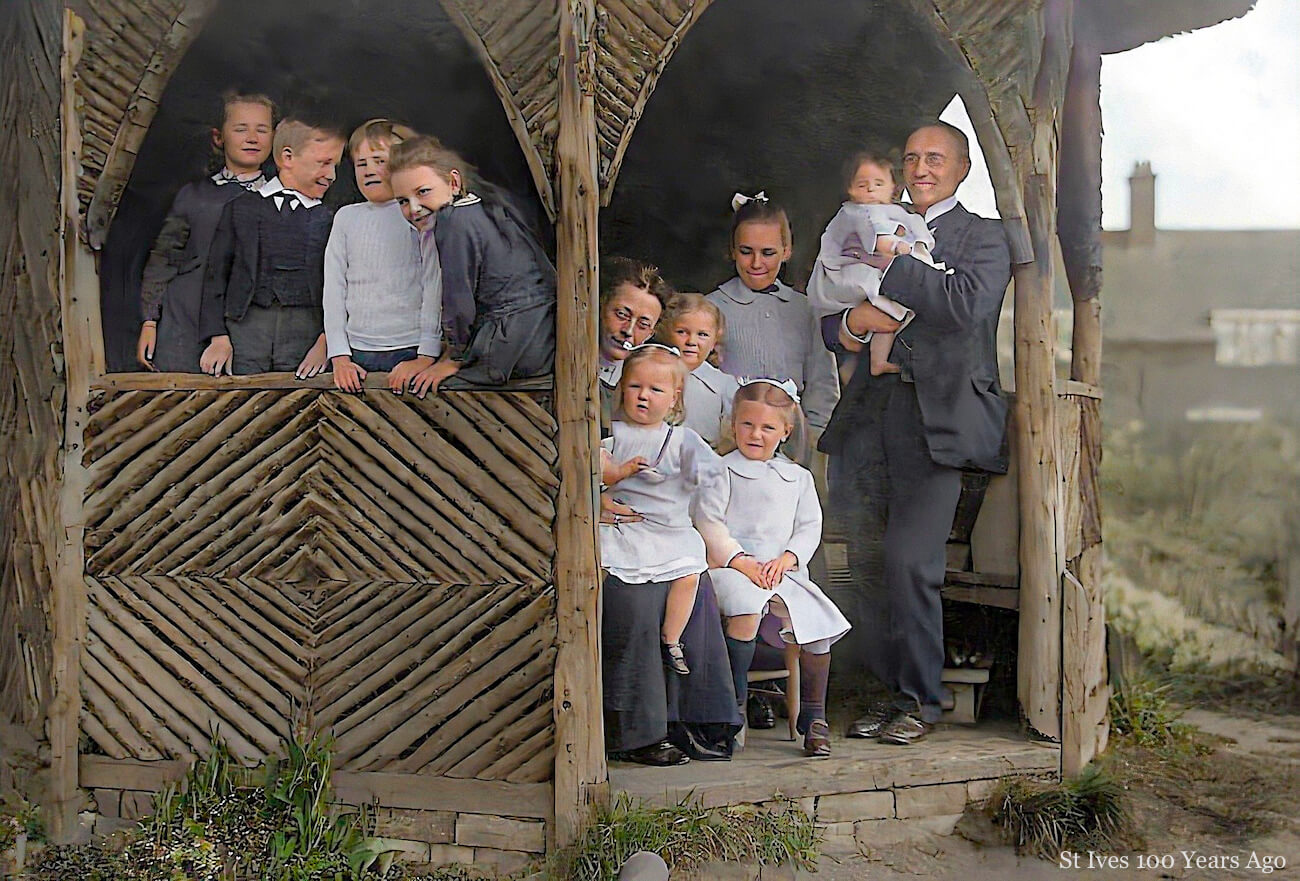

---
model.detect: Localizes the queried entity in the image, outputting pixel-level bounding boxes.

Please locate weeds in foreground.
[1109,674,1208,755]
[546,794,819,881]
[24,732,399,881]
[988,767,1133,860]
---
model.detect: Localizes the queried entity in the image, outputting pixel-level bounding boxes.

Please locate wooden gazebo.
[0,0,1253,867]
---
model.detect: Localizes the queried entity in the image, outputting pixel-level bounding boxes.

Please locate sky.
[933,0,1300,231]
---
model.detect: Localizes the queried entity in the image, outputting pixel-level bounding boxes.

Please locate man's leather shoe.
[617,741,690,766]
[878,712,934,745]
[845,700,897,739]
[747,693,776,729]
[802,719,831,757]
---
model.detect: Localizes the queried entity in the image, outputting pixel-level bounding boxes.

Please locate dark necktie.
[757,284,779,294]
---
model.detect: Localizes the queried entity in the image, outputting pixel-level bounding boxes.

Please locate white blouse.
[599,421,722,584]
[682,361,741,447]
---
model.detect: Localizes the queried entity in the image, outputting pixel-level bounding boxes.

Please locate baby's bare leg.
[869,331,900,376]
[663,573,699,644]
[662,573,700,675]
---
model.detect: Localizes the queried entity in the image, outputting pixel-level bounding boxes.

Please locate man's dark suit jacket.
[198,191,334,343]
[820,202,1012,474]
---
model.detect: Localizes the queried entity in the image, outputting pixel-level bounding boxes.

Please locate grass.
[23,732,389,881]
[1101,667,1300,847]
[1102,422,1298,662]
[545,794,820,881]
[14,739,817,881]
[1108,673,1207,753]
[987,767,1133,860]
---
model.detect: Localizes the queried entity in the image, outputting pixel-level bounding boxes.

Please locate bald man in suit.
[820,122,1012,745]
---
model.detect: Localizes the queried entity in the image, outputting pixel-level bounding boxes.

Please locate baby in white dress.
[601,344,723,676]
[807,150,936,376]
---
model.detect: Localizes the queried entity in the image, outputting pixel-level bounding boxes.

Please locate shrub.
[989,767,1133,860]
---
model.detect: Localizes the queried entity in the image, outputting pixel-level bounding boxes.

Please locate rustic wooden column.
[1012,169,1063,743]
[50,8,102,840]
[551,0,608,849]
[1058,37,1109,775]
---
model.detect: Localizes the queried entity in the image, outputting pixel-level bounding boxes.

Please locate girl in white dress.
[698,379,851,757]
[602,345,723,674]
[656,293,741,448]
[601,344,739,764]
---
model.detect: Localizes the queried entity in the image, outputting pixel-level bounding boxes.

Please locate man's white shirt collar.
[260,176,322,209]
[922,195,959,224]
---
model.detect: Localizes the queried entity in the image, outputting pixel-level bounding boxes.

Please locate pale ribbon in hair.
[628,342,682,357]
[731,191,769,213]
[741,376,800,404]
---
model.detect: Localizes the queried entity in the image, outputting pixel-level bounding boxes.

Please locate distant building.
[1101,162,1300,442]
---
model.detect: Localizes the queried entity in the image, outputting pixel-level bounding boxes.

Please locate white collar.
[598,357,623,387]
[259,176,322,208]
[921,195,959,224]
[723,449,802,482]
[212,168,265,189]
[716,276,792,305]
[450,193,482,207]
[690,360,728,393]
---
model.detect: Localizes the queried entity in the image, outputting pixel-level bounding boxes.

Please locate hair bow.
[741,376,800,404]
[629,343,682,357]
[731,191,768,213]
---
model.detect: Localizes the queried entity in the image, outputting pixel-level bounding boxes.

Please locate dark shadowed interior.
[100,0,964,370]
[599,0,962,292]
[99,0,541,371]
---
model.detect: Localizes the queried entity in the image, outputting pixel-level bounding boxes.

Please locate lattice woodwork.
[80,389,559,781]
[0,0,65,733]
[439,0,562,217]
[591,0,714,203]
[73,0,217,246]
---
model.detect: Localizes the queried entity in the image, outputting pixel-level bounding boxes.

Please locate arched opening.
[596,0,1034,791]
[98,0,548,372]
[599,0,971,293]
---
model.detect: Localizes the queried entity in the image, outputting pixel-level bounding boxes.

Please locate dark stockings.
[796,649,831,735]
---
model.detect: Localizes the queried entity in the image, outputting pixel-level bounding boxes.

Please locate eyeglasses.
[902,152,952,170]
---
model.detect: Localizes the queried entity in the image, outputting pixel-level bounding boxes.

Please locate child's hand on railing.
[331,356,367,392]
[296,335,329,380]
[388,355,435,393]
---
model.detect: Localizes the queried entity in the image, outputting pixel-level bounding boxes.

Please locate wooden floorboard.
[610,722,1058,809]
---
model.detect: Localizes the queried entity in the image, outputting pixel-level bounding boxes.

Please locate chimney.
[1128,161,1155,244]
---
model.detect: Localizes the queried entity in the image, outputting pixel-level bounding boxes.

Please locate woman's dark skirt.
[602,571,742,753]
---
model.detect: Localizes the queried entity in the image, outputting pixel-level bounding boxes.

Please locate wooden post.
[1059,38,1109,774]
[49,9,101,840]
[1013,167,1063,743]
[1060,42,1103,386]
[551,0,607,850]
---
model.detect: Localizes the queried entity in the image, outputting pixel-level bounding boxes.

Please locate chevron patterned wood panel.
[592,0,714,201]
[79,388,559,782]
[440,0,562,216]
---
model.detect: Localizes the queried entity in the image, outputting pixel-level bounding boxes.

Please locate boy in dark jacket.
[198,117,345,376]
